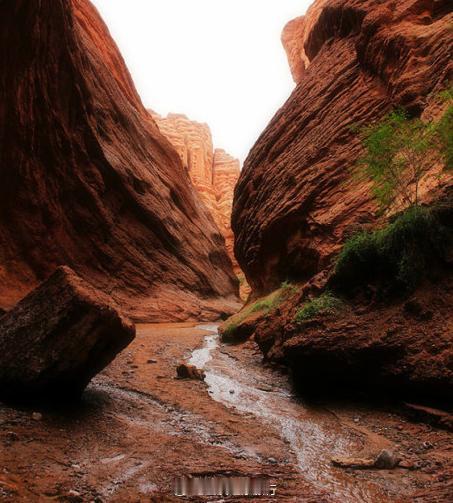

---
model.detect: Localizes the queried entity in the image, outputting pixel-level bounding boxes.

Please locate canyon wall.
[151,113,243,278]
[233,0,452,295]
[0,0,240,322]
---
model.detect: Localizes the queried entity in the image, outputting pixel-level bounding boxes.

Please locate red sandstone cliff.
[225,0,453,405]
[0,0,239,322]
[150,113,245,286]
[233,0,452,295]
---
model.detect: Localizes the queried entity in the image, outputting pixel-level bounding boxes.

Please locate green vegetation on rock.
[334,205,452,292]
[221,281,300,338]
[356,104,451,211]
[294,292,343,323]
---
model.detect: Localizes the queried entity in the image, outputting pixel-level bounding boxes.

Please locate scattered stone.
[229,390,235,394]
[147,359,157,364]
[374,450,400,469]
[0,267,135,404]
[32,412,43,421]
[332,450,400,470]
[399,459,418,470]
[403,403,453,432]
[176,364,206,381]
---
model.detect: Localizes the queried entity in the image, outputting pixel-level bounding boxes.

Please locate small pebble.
[32,412,42,421]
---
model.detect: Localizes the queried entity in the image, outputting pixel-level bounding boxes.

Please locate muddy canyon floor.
[0,0,452,501]
[1,324,451,502]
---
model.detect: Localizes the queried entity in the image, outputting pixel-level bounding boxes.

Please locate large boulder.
[253,274,453,404]
[0,266,135,403]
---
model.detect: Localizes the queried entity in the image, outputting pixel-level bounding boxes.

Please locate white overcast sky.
[90,0,312,162]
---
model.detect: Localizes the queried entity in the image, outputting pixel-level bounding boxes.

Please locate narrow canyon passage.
[0,1,451,501]
[1,323,450,502]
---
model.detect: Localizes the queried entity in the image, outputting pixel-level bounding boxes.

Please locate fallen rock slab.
[176,364,206,381]
[332,450,400,470]
[0,266,135,403]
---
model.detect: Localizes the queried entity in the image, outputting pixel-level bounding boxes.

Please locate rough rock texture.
[0,0,239,322]
[149,113,217,214]
[233,0,453,295]
[151,112,248,296]
[251,271,453,404]
[228,0,453,402]
[176,363,206,381]
[213,149,242,270]
[0,266,135,403]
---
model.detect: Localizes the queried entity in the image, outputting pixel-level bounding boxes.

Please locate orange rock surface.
[0,0,239,322]
[233,0,453,295]
[151,113,242,273]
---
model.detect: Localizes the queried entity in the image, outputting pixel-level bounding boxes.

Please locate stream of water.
[189,324,388,502]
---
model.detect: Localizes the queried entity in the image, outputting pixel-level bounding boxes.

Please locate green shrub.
[295,292,343,323]
[435,105,453,170]
[280,281,299,295]
[250,298,275,313]
[221,282,297,338]
[334,205,452,292]
[356,106,451,211]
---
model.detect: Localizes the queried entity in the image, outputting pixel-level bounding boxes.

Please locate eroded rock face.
[0,0,239,321]
[0,266,135,403]
[151,113,242,273]
[252,271,453,404]
[233,0,453,294]
[213,149,242,270]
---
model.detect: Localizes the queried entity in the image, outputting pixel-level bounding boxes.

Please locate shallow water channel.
[189,324,392,502]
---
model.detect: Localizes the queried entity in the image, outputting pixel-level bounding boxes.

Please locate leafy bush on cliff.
[435,105,453,170]
[357,106,451,211]
[295,292,343,323]
[333,205,452,293]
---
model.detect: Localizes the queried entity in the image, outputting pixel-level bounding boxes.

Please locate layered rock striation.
[0,0,239,321]
[151,113,242,273]
[228,0,453,402]
[233,0,452,295]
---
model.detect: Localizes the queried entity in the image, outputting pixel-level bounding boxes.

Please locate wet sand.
[0,324,451,501]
